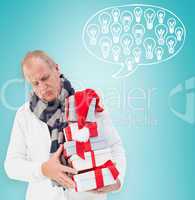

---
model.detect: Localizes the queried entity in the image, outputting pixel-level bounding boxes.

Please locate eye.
[41,75,50,81]
[32,81,39,86]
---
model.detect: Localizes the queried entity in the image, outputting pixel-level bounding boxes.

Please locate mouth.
[43,90,53,97]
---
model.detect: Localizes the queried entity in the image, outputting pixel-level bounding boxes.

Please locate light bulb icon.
[167,18,176,34]
[157,9,165,24]
[132,47,142,63]
[155,47,164,61]
[99,37,112,59]
[132,24,145,45]
[133,7,143,23]
[86,24,100,45]
[112,45,121,62]
[98,12,111,34]
[124,57,136,71]
[110,22,122,43]
[143,37,156,60]
[166,36,177,54]
[175,27,184,41]
[120,10,133,32]
[155,24,168,45]
[111,8,120,23]
[120,33,134,55]
[144,8,156,30]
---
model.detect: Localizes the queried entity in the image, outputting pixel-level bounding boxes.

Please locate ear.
[55,64,60,71]
[55,64,61,75]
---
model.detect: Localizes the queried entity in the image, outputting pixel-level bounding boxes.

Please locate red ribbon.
[101,160,119,180]
[85,122,98,137]
[93,160,119,189]
[63,149,67,158]
[64,122,98,142]
[63,140,92,159]
[74,89,104,129]
[75,140,92,159]
[90,151,96,169]
[95,168,104,189]
[72,176,78,192]
[64,126,72,141]
[72,160,119,191]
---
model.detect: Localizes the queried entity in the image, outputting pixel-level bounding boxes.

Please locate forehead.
[23,57,51,81]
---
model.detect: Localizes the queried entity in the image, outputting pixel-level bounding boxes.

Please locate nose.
[39,81,48,93]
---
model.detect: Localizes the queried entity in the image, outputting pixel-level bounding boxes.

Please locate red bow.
[75,140,92,159]
[94,160,119,189]
[74,89,104,129]
[73,160,119,192]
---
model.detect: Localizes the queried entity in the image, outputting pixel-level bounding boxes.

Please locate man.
[4,50,126,200]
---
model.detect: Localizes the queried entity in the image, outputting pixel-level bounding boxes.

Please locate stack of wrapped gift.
[63,89,119,192]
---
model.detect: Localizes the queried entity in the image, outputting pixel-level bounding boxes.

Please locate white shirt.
[4,102,126,200]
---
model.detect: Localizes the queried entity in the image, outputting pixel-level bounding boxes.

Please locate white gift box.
[85,98,96,122]
[72,165,117,192]
[66,95,77,121]
[69,148,112,171]
[65,96,96,122]
[63,136,108,158]
[63,122,98,142]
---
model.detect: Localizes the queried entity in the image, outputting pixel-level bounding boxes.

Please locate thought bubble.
[82,4,186,78]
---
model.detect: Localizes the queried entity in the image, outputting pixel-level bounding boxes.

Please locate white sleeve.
[4,110,47,183]
[96,110,127,191]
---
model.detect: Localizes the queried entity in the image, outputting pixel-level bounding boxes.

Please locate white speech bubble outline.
[82,4,187,78]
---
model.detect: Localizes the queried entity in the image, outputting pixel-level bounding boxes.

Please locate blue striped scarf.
[29,74,74,188]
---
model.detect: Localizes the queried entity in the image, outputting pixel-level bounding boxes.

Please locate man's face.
[23,57,61,102]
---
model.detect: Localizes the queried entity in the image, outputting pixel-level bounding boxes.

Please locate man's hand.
[41,144,77,189]
[91,179,121,193]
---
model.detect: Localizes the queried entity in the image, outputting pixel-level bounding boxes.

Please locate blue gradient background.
[0,0,194,200]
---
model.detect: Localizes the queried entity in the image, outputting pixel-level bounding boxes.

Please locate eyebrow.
[31,74,49,84]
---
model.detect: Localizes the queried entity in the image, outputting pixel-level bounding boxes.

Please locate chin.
[43,95,56,102]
